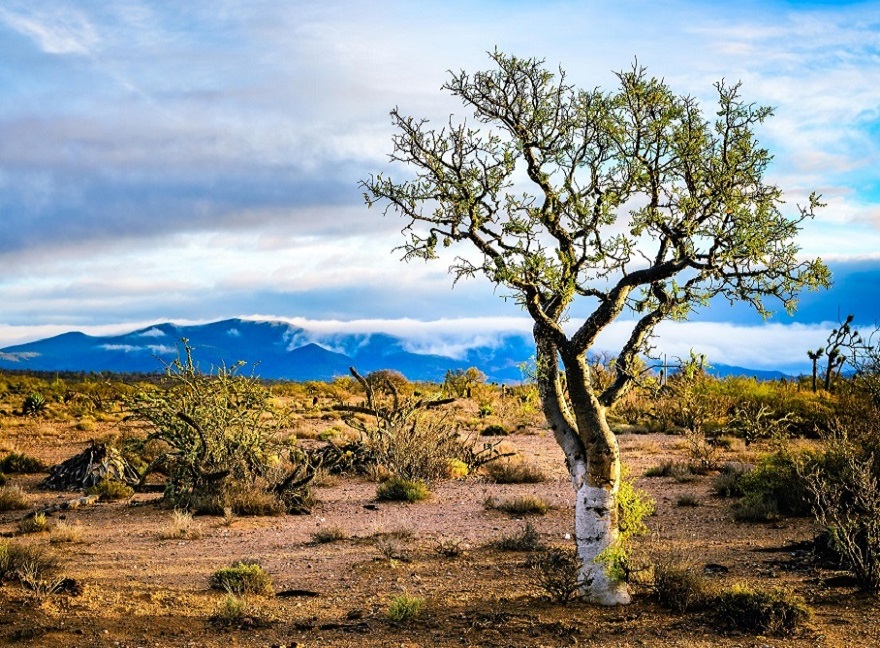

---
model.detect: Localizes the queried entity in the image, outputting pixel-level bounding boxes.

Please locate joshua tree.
[362,51,828,604]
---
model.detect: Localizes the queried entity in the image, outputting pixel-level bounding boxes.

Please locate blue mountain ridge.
[0,318,792,382]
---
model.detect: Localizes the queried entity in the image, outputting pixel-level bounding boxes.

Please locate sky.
[0,0,879,373]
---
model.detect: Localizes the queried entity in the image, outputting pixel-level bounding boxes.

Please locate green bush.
[210,560,273,596]
[86,478,135,501]
[21,393,47,417]
[731,451,814,520]
[376,477,430,502]
[652,560,712,613]
[125,342,314,512]
[0,452,46,474]
[713,584,810,636]
[480,424,510,437]
[387,592,424,622]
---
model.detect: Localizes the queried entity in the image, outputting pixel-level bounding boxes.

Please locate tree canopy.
[364,51,829,405]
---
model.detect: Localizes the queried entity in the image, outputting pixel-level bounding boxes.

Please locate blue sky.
[0,0,878,372]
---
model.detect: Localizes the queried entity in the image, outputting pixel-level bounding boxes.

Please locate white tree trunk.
[574,470,631,605]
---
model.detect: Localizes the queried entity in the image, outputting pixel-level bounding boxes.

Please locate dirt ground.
[1,416,878,648]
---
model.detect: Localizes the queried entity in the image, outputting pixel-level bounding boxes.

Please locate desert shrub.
[17,513,48,535]
[644,460,696,482]
[211,593,253,628]
[0,452,46,474]
[445,458,469,479]
[190,479,290,516]
[733,451,814,520]
[481,424,509,437]
[801,430,880,591]
[0,485,31,511]
[86,477,134,501]
[530,548,582,603]
[491,522,545,552]
[21,392,47,417]
[434,537,467,557]
[157,509,203,540]
[483,458,547,484]
[652,560,713,613]
[125,342,315,513]
[335,367,512,482]
[211,560,273,596]
[387,592,425,622]
[376,477,430,502]
[713,584,809,636]
[0,473,6,487]
[485,495,549,516]
[0,542,59,583]
[676,494,700,507]
[311,526,347,544]
[50,520,84,544]
[712,462,752,497]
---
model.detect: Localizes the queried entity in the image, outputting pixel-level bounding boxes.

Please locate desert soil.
[1,418,878,648]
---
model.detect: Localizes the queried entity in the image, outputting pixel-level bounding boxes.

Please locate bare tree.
[362,51,829,604]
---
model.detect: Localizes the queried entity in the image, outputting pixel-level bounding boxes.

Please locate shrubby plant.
[125,341,315,513]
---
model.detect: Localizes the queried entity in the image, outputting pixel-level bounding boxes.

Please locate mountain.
[0,319,531,383]
[0,318,797,383]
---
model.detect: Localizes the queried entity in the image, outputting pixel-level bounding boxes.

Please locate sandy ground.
[0,420,878,647]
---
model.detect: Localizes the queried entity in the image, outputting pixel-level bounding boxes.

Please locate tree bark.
[536,333,630,605]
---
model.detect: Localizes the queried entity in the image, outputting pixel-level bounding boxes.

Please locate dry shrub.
[485,495,549,516]
[530,548,582,603]
[483,458,547,484]
[652,559,713,613]
[491,522,545,552]
[50,520,84,544]
[0,485,30,511]
[311,526,347,544]
[157,510,202,540]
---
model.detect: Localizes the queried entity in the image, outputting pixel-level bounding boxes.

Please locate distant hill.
[0,319,530,383]
[0,318,795,383]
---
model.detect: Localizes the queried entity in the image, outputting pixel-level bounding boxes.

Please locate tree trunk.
[536,334,630,605]
[566,354,631,605]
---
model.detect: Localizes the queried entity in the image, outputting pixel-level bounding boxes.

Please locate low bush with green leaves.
[210,560,273,596]
[86,477,135,501]
[387,592,425,622]
[124,342,315,514]
[713,584,810,636]
[17,513,48,535]
[0,452,46,474]
[376,477,430,502]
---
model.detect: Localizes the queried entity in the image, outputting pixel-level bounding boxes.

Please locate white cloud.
[0,5,99,55]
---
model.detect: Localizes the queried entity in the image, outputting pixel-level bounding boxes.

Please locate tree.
[806,314,862,393]
[362,51,829,604]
